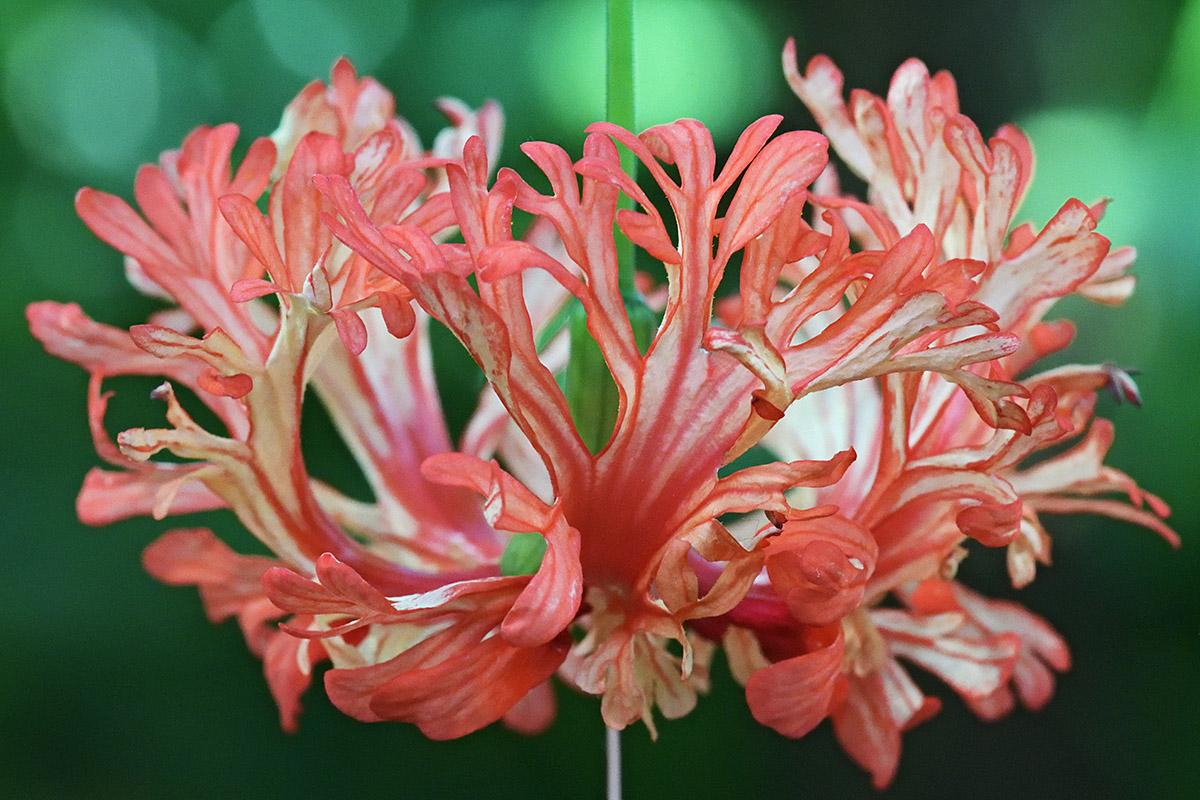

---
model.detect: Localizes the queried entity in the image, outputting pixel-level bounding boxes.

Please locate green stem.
[564,0,649,456]
[607,0,637,295]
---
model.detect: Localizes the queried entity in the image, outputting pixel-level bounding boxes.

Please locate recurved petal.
[143,528,283,655]
[78,467,224,525]
[262,553,402,634]
[360,629,569,739]
[500,508,582,648]
[783,42,874,179]
[949,584,1070,709]
[75,187,181,278]
[765,514,877,627]
[745,624,844,738]
[691,449,856,527]
[421,453,554,533]
[419,453,582,647]
[27,301,144,371]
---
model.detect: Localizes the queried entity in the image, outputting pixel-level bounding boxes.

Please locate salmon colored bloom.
[289,84,1038,736]
[712,43,1178,788]
[27,60,548,733]
[26,42,1173,770]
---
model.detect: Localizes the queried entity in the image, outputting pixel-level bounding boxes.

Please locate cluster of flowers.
[29,41,1175,788]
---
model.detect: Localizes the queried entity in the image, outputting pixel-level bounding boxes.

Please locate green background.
[2,1,1196,797]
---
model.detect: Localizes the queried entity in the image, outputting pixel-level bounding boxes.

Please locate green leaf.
[499,532,548,576]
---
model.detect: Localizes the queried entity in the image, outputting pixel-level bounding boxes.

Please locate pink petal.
[783,43,874,179]
[75,187,180,278]
[875,609,1020,699]
[77,467,224,525]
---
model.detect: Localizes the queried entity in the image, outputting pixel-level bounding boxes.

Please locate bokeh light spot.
[532,0,775,141]
[10,173,132,306]
[1018,107,1168,362]
[1151,0,1200,124]
[1017,108,1152,245]
[4,5,160,179]
[250,0,412,78]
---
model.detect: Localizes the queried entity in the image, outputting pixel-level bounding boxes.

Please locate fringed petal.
[263,616,328,732]
[874,608,1019,699]
[142,528,283,655]
[975,199,1110,329]
[832,659,940,789]
[261,553,404,638]
[715,129,827,262]
[1010,418,1178,546]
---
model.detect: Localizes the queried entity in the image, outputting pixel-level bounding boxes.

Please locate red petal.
[375,290,415,338]
[615,208,679,264]
[501,680,557,735]
[264,621,327,733]
[745,625,843,738]
[330,308,368,355]
[262,553,397,626]
[366,632,569,740]
[500,511,582,648]
[765,514,877,627]
[955,498,1023,546]
[197,368,253,398]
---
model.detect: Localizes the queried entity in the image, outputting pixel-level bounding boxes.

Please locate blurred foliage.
[1,1,1196,798]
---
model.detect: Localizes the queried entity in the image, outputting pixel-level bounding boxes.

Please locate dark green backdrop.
[2,1,1196,797]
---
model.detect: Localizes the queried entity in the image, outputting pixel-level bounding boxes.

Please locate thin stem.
[606,725,622,800]
[607,0,637,295]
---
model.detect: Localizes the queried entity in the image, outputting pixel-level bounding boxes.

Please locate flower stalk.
[606,725,622,800]
[565,0,647,455]
[607,0,636,295]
